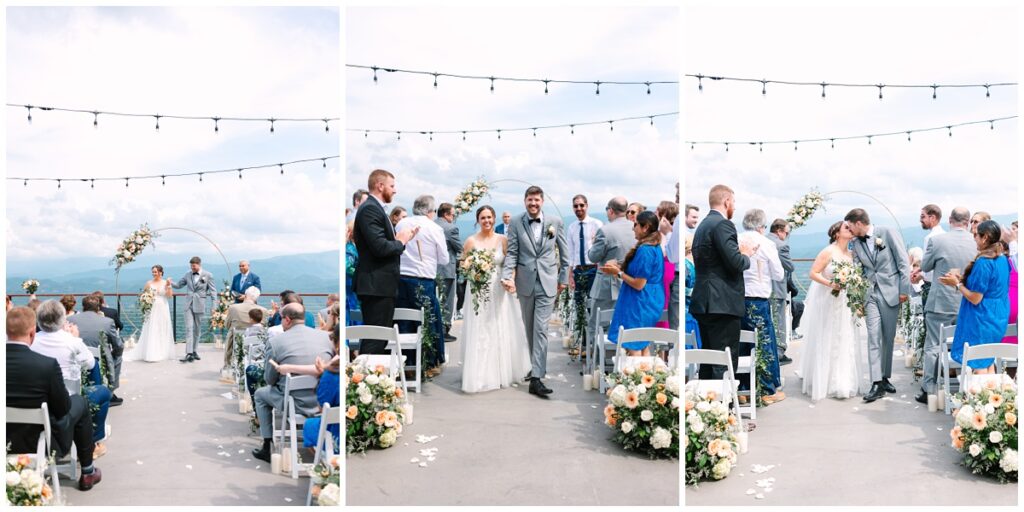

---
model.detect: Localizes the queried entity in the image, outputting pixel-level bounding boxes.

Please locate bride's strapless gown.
[124,283,175,362]
[460,247,532,394]
[799,256,870,401]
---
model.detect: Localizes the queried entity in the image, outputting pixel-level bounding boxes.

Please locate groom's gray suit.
[851,225,911,383]
[502,212,570,381]
[172,269,217,354]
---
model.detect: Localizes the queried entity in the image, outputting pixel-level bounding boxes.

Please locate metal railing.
[9,292,334,342]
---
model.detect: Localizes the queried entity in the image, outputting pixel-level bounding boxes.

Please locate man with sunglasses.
[567,195,603,354]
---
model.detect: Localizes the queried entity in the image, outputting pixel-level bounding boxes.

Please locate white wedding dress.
[799,253,870,401]
[460,246,532,394]
[124,282,175,362]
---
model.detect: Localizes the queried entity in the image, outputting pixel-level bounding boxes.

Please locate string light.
[10,156,339,187]
[685,115,1015,150]
[347,64,677,95]
[683,74,1015,98]
[349,112,677,141]
[6,103,338,132]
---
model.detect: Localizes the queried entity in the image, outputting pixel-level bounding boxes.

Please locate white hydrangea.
[610,385,628,407]
[999,448,1018,473]
[365,374,380,386]
[640,410,654,422]
[969,443,982,457]
[378,428,398,448]
[696,401,711,413]
[671,397,681,409]
[621,421,634,434]
[666,376,680,395]
[956,405,975,428]
[650,426,672,449]
[318,483,340,506]
[6,471,20,486]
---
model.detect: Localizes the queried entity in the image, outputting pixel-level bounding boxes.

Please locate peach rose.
[605,414,618,427]
[952,435,964,450]
[604,404,616,418]
[655,392,668,406]
[625,391,640,409]
[352,373,364,384]
[950,425,962,441]
[1006,412,1017,426]
[346,406,358,419]
[16,454,30,467]
[972,412,987,430]
[41,485,52,500]
[375,365,387,375]
[727,415,737,426]
[638,362,652,372]
[395,388,404,399]
[989,393,1004,407]
[375,410,388,425]
[705,390,717,401]
[985,379,998,390]
[685,401,695,412]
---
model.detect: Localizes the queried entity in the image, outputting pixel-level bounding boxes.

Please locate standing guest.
[90,292,123,332]
[667,184,681,331]
[230,260,262,304]
[1000,227,1018,345]
[685,204,700,231]
[684,234,701,348]
[655,200,678,329]
[911,204,945,309]
[766,219,794,365]
[389,205,408,227]
[30,300,112,460]
[347,189,369,223]
[970,211,992,235]
[396,194,450,374]
[568,194,603,351]
[60,294,77,316]
[626,202,645,223]
[353,169,418,354]
[7,307,103,491]
[435,201,462,344]
[345,222,360,321]
[601,211,665,356]
[691,185,756,380]
[917,207,976,403]
[937,220,1010,373]
[68,295,123,404]
[495,211,512,235]
[1009,220,1018,263]
[587,196,635,361]
[318,294,339,328]
[738,209,785,403]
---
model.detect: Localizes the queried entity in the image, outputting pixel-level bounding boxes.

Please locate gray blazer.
[435,217,462,280]
[502,212,570,297]
[68,312,121,350]
[263,325,334,416]
[851,225,912,308]
[588,217,636,301]
[172,269,216,313]
[766,232,794,299]
[920,228,977,315]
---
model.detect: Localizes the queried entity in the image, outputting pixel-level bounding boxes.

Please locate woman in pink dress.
[655,202,677,328]
[1001,228,1018,344]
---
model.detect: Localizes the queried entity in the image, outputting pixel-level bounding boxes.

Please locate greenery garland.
[745,305,773,408]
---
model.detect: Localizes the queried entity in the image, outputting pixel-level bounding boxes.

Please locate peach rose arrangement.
[5,448,57,505]
[603,360,679,458]
[684,380,740,485]
[951,374,1018,483]
[345,362,407,454]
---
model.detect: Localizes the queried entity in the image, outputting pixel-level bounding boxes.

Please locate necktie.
[579,223,586,265]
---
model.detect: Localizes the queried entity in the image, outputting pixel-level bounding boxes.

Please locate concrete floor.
[685,337,1019,506]
[345,319,680,506]
[59,343,308,506]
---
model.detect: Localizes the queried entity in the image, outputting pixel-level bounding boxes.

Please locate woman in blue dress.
[937,220,1010,372]
[684,233,702,349]
[600,211,665,356]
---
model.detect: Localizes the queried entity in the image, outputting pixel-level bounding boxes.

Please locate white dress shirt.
[567,216,604,266]
[31,329,95,381]
[921,224,945,283]
[396,215,450,279]
[738,230,784,299]
[667,216,680,265]
[529,212,544,243]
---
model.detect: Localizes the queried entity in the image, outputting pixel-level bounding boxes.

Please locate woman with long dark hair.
[600,211,665,356]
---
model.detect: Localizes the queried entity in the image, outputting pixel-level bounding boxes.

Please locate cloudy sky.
[345,6,679,229]
[5,7,340,266]
[683,2,1019,235]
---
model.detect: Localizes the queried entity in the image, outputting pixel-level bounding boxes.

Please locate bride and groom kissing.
[461,186,570,399]
[126,257,216,363]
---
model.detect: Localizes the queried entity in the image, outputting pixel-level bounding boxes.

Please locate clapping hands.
[396,225,420,244]
[739,239,759,257]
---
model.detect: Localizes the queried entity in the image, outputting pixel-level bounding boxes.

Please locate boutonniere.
[546,224,555,240]
[874,237,886,250]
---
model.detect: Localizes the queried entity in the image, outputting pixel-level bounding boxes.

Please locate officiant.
[231,260,262,303]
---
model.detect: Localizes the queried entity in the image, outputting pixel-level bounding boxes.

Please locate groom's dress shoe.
[180,353,195,363]
[863,383,885,403]
[252,446,273,463]
[882,380,896,393]
[915,391,929,404]
[191,352,201,361]
[529,379,551,399]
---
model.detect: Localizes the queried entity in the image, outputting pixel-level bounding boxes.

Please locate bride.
[124,265,175,362]
[799,221,869,401]
[460,205,532,394]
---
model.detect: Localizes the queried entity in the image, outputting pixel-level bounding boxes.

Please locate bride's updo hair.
[152,264,164,276]
[828,221,843,244]
[475,205,496,227]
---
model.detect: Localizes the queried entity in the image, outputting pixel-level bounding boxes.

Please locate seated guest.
[938,220,1011,373]
[267,291,316,328]
[318,294,339,328]
[28,300,113,460]
[320,303,340,332]
[245,308,268,337]
[6,294,12,312]
[68,295,124,405]
[224,286,268,372]
[7,307,103,490]
[252,304,333,462]
[91,291,123,331]
[270,325,341,455]
[244,308,271,412]
[600,211,665,356]
[60,294,77,316]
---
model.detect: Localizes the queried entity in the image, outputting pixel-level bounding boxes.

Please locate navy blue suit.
[231,273,262,302]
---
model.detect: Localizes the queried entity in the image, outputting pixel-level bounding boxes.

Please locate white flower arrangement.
[452,177,489,217]
[20,279,40,295]
[605,362,678,459]
[950,374,1017,483]
[138,287,157,319]
[460,248,497,314]
[5,451,57,505]
[786,189,826,230]
[111,224,158,270]
[685,380,740,485]
[346,362,406,453]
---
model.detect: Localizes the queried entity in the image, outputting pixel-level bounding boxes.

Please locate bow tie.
[858,235,870,242]
[193,272,200,276]
[529,218,542,224]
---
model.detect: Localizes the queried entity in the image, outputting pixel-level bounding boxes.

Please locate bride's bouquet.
[460,248,496,315]
[138,287,157,319]
[830,259,870,320]
[951,375,1018,483]
[21,279,40,295]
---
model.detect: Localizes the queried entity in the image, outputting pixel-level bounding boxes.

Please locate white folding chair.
[960,341,1019,397]
[241,336,264,368]
[305,403,340,505]
[683,347,745,434]
[391,307,425,393]
[939,323,961,414]
[272,374,319,479]
[734,330,757,420]
[684,331,699,380]
[1000,324,1018,372]
[612,326,677,373]
[6,403,62,503]
[595,308,615,392]
[347,325,407,397]
[346,310,363,351]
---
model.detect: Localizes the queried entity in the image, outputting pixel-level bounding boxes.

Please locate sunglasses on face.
[627,210,638,215]
[573,204,586,209]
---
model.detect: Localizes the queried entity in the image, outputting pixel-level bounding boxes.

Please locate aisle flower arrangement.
[5,449,56,506]
[345,362,406,453]
[951,375,1018,483]
[111,224,158,270]
[452,177,489,217]
[209,280,233,330]
[21,279,40,295]
[684,380,740,485]
[309,455,340,505]
[603,361,680,459]
[786,189,825,230]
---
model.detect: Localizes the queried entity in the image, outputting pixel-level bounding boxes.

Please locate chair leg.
[289,415,299,479]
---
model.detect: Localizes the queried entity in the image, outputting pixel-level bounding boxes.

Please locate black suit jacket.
[101,306,123,331]
[6,343,74,456]
[690,210,750,317]
[353,196,406,297]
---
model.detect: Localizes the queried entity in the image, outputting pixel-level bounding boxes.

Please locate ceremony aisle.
[686,338,1018,506]
[346,319,679,506]
[60,344,306,506]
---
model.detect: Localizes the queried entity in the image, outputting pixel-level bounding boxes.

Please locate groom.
[845,209,911,403]
[172,256,217,363]
[502,186,570,399]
